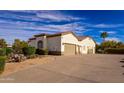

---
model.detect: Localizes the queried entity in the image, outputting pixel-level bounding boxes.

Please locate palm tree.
[100,32,108,42]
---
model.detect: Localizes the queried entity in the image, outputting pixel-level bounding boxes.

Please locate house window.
[37,40,43,49]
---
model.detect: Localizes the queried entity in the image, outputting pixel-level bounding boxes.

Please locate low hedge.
[6,48,13,55]
[104,48,124,54]
[36,49,48,55]
[0,56,6,74]
[23,46,36,56]
[0,48,6,56]
[0,48,13,56]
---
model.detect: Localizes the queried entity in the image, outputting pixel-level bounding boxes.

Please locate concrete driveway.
[0,54,124,83]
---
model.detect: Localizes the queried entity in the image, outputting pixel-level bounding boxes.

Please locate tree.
[101,40,118,49]
[0,39,7,48]
[116,42,124,48]
[100,32,108,42]
[12,39,28,54]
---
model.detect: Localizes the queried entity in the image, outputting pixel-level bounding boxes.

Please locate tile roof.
[76,36,89,41]
[29,31,95,43]
[29,37,36,40]
[34,33,50,37]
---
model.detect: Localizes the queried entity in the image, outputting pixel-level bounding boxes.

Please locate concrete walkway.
[0,54,124,83]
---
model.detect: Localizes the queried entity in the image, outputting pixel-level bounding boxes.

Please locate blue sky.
[0,10,124,44]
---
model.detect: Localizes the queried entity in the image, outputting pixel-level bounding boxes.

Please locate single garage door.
[88,49,93,54]
[64,44,76,55]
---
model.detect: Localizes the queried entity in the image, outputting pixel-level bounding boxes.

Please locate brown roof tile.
[34,33,50,37]
[76,36,89,41]
[29,37,36,40]
[32,31,95,43]
[47,31,74,37]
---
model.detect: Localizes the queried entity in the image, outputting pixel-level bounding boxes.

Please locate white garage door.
[88,49,94,54]
[64,44,76,55]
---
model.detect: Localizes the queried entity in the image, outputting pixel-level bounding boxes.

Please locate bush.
[0,56,6,74]
[104,48,124,54]
[6,48,13,55]
[28,54,37,59]
[0,48,6,56]
[0,48,13,56]
[44,49,48,55]
[12,39,28,54]
[23,46,36,56]
[36,49,48,55]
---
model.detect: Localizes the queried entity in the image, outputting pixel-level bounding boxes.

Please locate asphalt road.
[0,54,124,83]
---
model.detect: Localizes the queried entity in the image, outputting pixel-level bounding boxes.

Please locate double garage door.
[64,43,76,55]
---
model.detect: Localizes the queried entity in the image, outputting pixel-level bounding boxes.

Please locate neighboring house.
[28,31,96,55]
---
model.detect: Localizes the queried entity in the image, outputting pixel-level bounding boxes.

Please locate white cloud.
[10,10,83,22]
[106,37,120,42]
[0,28,42,44]
[107,31,116,34]
[93,24,123,28]
[0,21,88,44]
[99,30,117,34]
[36,11,83,22]
[87,23,124,28]
[26,22,86,33]
[0,19,87,34]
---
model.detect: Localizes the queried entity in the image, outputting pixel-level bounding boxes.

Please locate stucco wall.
[61,33,79,53]
[28,36,47,49]
[36,36,47,49]
[28,39,37,48]
[80,37,96,54]
[47,36,61,51]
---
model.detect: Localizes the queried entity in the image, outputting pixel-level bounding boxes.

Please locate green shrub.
[28,54,37,59]
[0,48,6,56]
[0,56,6,74]
[104,48,124,54]
[23,46,36,56]
[12,39,28,54]
[0,48,13,56]
[36,49,48,55]
[44,49,48,55]
[6,48,13,55]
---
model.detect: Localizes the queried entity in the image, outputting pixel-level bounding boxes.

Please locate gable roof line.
[33,31,94,42]
[34,31,73,37]
[76,36,90,41]
[34,33,49,37]
[77,36,96,44]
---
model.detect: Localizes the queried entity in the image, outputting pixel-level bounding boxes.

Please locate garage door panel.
[64,44,76,55]
[88,49,93,54]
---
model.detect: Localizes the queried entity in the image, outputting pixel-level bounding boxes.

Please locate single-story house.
[28,31,96,55]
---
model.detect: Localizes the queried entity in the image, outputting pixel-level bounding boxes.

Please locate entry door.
[37,40,43,49]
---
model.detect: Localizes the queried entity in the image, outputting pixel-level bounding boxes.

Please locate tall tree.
[12,39,28,54]
[0,39,7,48]
[100,32,108,42]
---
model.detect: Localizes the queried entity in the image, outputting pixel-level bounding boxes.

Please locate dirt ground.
[0,54,124,83]
[1,56,52,76]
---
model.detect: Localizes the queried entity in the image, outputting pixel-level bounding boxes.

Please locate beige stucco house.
[28,31,96,55]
